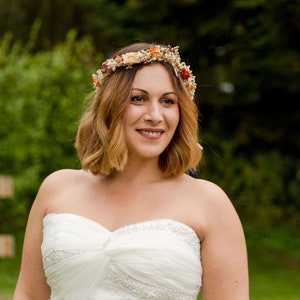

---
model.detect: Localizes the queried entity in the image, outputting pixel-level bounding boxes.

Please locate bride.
[13,43,249,299]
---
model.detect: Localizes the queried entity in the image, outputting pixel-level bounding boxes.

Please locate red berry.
[180,69,190,79]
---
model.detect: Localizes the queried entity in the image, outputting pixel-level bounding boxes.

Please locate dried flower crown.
[92,45,196,100]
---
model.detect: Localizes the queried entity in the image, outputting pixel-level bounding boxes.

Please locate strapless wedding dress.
[42,213,202,299]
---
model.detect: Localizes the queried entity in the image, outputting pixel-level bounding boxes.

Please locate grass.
[1,226,299,299]
[246,225,300,300]
[0,232,23,297]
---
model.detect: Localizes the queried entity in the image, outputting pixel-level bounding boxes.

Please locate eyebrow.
[131,88,177,96]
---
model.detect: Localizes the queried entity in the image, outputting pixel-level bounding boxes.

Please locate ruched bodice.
[41,213,202,299]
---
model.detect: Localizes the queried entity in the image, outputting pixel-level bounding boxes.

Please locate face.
[123,63,180,160]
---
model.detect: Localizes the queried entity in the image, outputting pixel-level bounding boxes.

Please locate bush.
[0,29,99,229]
[199,140,300,226]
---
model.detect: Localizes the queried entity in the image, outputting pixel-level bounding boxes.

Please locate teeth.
[140,130,161,137]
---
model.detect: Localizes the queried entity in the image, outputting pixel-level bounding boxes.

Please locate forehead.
[132,63,175,91]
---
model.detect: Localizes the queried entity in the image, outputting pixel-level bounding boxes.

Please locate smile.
[137,130,163,138]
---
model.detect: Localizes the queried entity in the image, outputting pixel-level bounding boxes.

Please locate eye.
[130,95,146,104]
[161,98,178,106]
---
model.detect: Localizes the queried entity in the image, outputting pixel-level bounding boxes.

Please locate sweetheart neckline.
[43,212,199,238]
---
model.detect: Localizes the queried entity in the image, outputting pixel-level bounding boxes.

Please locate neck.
[108,157,165,185]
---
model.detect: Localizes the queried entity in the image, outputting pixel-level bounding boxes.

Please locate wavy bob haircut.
[75,43,202,177]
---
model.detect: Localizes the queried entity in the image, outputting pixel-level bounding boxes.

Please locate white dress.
[41,213,202,299]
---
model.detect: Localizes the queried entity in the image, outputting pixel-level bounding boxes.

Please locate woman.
[14,43,249,299]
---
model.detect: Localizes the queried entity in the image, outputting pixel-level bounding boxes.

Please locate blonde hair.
[75,43,202,176]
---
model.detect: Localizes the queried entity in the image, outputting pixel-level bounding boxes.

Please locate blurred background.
[0,0,299,299]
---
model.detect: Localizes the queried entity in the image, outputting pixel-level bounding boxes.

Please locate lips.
[137,129,164,138]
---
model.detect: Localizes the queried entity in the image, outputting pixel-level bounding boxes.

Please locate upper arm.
[200,183,249,300]
[13,171,68,300]
[13,201,50,299]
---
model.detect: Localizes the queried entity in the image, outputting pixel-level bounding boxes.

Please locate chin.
[130,147,166,159]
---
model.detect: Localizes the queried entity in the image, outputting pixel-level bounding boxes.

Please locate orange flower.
[92,74,100,86]
[115,55,123,62]
[150,46,160,56]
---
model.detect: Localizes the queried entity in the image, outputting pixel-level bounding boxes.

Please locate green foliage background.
[0,0,299,229]
[0,29,98,229]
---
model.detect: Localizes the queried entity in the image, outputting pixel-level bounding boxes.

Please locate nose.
[144,102,163,124]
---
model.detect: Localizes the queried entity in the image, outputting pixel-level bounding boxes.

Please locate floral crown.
[92,45,196,100]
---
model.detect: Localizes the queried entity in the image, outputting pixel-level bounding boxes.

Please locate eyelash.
[162,99,176,105]
[130,96,177,106]
[130,95,145,102]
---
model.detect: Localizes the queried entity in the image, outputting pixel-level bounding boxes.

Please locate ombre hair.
[75,43,202,177]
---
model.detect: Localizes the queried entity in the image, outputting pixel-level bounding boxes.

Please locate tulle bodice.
[41,213,202,299]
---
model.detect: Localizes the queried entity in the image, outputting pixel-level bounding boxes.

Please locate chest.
[87,182,187,221]
[50,177,204,236]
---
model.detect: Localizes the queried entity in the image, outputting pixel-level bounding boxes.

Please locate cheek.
[170,108,180,129]
[123,108,133,127]
[124,105,141,124]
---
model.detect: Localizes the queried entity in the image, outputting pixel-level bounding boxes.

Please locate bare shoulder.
[194,178,234,212]
[40,168,94,191]
[182,175,232,211]
[33,169,91,215]
[197,177,240,221]
[41,168,86,186]
[191,177,228,198]
[179,176,243,238]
